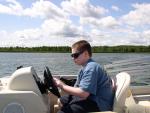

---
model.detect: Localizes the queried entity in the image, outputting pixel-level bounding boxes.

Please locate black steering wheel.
[44,66,61,98]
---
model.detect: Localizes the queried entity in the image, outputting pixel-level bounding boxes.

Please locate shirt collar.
[82,58,93,68]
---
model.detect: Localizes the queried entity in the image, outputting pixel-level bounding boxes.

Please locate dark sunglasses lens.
[71,53,80,59]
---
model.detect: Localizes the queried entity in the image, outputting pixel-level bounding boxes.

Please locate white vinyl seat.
[114,73,150,113]
[125,89,150,113]
[112,72,131,113]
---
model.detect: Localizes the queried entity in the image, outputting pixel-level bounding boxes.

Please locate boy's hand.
[53,77,65,89]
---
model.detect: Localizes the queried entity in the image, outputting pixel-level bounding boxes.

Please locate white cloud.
[0,0,91,47]
[23,0,67,19]
[80,16,119,28]
[0,0,23,15]
[142,30,150,45]
[111,5,120,11]
[0,0,67,19]
[61,0,108,18]
[0,30,23,47]
[88,26,150,46]
[41,19,85,38]
[0,1,149,47]
[121,3,150,26]
[99,16,119,28]
[143,30,150,39]
[0,18,89,47]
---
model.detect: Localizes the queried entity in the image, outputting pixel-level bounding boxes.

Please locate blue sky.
[0,0,150,47]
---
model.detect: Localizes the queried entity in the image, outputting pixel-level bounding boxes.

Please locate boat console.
[0,66,50,113]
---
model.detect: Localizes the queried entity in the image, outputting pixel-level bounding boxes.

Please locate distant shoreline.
[0,46,150,53]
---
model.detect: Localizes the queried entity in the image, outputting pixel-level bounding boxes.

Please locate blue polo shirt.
[74,58,114,111]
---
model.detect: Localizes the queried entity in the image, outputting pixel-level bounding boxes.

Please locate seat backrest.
[113,72,130,113]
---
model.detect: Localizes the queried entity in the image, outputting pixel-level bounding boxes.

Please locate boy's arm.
[53,78,90,98]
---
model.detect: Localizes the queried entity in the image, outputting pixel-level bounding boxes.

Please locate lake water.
[0,52,149,86]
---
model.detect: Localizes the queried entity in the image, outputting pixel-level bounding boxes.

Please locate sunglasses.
[71,51,84,59]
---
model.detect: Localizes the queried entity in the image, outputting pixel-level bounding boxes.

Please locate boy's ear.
[84,50,89,56]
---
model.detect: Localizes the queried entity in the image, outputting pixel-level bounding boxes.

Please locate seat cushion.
[125,104,150,113]
[138,101,150,107]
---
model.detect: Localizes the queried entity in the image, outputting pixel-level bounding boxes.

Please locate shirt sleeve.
[79,70,98,95]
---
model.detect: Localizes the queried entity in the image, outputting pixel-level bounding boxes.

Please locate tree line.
[0,45,150,53]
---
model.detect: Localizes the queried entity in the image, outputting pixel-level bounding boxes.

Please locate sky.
[0,0,150,47]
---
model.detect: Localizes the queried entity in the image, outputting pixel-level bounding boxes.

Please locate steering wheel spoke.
[43,66,61,98]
